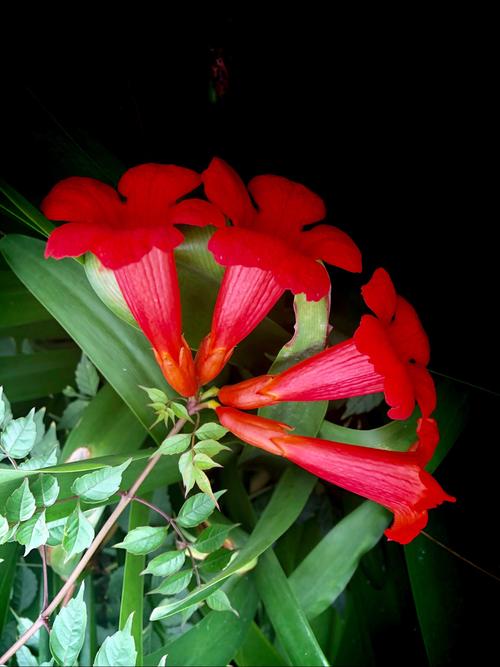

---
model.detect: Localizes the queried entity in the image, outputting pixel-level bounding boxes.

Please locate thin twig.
[422,530,500,584]
[0,418,187,665]
[129,494,202,587]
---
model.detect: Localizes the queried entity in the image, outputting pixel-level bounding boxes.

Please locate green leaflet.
[0,410,37,459]
[6,479,36,523]
[62,504,95,561]
[71,459,132,503]
[93,613,137,667]
[49,582,87,667]
[31,475,60,508]
[16,510,49,555]
[114,526,168,555]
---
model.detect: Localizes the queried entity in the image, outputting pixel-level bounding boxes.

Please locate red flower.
[219,268,435,420]
[195,158,362,385]
[217,407,454,544]
[219,339,384,409]
[354,268,436,419]
[43,164,223,396]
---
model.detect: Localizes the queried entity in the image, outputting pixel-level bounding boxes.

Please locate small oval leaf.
[31,475,60,507]
[6,478,36,523]
[71,458,131,503]
[114,526,168,555]
[62,504,95,562]
[16,510,49,556]
[150,569,193,596]
[142,550,185,577]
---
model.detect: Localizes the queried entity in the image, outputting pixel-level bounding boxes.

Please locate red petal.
[41,177,121,227]
[170,199,226,228]
[409,365,437,418]
[412,418,440,466]
[114,247,197,396]
[361,268,397,324]
[202,158,254,226]
[208,227,331,300]
[355,315,416,420]
[384,369,416,420]
[118,164,201,226]
[195,265,284,385]
[299,225,362,273]
[45,222,104,259]
[389,297,430,366]
[249,174,325,236]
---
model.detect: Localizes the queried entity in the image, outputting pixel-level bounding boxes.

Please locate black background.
[1,14,497,664]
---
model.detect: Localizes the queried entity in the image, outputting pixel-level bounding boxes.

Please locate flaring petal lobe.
[389,297,430,366]
[208,227,331,300]
[44,222,104,260]
[171,199,226,228]
[41,177,121,227]
[362,268,397,324]
[118,164,201,225]
[299,225,362,273]
[249,174,326,236]
[203,157,254,226]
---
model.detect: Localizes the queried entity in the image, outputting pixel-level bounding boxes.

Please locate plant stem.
[0,418,187,665]
[129,495,201,587]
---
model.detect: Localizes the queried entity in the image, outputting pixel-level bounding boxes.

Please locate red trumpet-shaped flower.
[195,158,362,385]
[43,164,223,396]
[217,407,454,544]
[219,268,435,421]
[219,339,385,409]
[354,268,436,419]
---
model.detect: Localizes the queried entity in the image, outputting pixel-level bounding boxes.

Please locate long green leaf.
[0,270,52,329]
[235,621,288,667]
[120,499,149,667]
[0,349,80,403]
[255,551,329,666]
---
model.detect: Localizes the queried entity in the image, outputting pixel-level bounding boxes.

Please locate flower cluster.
[43,158,453,544]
